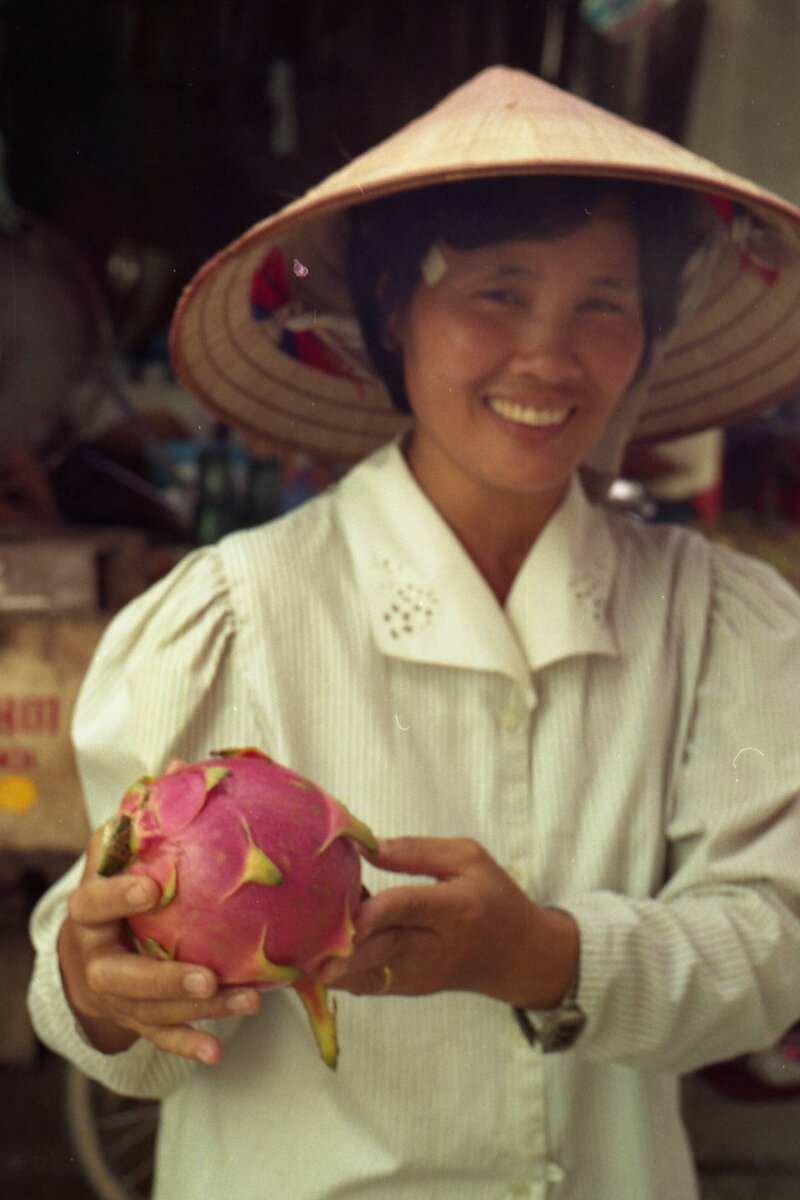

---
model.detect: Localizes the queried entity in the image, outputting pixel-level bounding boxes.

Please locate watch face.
[538,1004,586,1053]
[514,999,586,1052]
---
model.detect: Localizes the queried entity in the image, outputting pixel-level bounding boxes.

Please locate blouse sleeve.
[27,546,268,1098]
[566,543,800,1072]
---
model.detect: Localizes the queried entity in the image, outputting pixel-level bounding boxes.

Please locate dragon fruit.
[97,748,377,1068]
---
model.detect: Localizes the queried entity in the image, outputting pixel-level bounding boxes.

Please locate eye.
[579,290,642,319]
[477,287,523,307]
[579,295,625,314]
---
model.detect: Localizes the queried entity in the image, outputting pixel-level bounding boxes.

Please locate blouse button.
[499,702,523,732]
[546,1163,566,1185]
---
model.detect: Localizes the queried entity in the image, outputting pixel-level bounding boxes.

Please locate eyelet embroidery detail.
[374,556,438,639]
[570,570,608,623]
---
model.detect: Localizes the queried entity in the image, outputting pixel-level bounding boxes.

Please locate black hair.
[346,176,703,413]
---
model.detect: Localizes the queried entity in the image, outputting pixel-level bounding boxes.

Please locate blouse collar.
[336,441,619,689]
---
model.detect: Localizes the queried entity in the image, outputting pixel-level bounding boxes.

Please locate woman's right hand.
[58,827,262,1064]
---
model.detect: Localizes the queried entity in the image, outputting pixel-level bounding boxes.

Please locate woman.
[28,68,800,1199]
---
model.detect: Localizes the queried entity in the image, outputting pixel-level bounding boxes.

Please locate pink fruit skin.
[119,752,368,985]
[99,750,377,1067]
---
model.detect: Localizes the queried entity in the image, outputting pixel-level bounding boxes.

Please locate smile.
[487,398,573,427]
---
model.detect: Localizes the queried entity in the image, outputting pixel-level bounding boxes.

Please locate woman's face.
[390,206,645,523]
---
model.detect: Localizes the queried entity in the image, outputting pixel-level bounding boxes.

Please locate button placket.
[497,681,533,894]
[500,700,523,731]
[546,1163,566,1185]
[505,1160,566,1198]
[497,677,565,1200]
[497,682,535,734]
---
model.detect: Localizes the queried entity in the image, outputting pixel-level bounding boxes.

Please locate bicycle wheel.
[63,1062,158,1200]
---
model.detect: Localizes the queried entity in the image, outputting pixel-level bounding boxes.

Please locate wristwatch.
[513,974,585,1053]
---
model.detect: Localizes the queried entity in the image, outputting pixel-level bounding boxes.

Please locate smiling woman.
[346,177,698,596]
[386,209,647,589]
[27,65,800,1200]
[347,176,699,420]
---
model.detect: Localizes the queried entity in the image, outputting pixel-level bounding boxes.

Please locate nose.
[507,314,582,387]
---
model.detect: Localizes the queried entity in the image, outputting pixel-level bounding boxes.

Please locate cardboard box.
[0,529,147,855]
[0,616,107,855]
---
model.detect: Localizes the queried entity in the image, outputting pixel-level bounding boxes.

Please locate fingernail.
[183,971,212,997]
[226,990,257,1014]
[125,882,150,907]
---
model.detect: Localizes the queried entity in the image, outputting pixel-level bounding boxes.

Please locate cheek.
[589,326,645,398]
[404,307,496,389]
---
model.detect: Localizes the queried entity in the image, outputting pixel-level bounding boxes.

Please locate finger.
[353,885,438,941]
[372,836,487,880]
[68,872,161,927]
[338,963,394,997]
[320,929,440,994]
[164,759,188,775]
[134,1022,225,1065]
[102,986,262,1030]
[318,953,391,994]
[86,952,221,1003]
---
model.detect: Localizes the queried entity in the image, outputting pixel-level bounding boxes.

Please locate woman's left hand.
[317,837,578,1010]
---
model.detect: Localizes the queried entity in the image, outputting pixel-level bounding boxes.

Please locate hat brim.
[170,67,800,461]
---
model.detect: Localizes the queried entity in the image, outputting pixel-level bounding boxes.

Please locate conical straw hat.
[170,66,800,465]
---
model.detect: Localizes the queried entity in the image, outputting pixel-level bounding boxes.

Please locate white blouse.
[29,441,800,1200]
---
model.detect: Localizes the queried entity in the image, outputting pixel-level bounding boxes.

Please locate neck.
[404,439,568,605]
[452,498,560,605]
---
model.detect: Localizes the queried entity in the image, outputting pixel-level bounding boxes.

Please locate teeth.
[488,399,571,427]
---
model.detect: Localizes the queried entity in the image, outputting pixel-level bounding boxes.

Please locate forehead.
[434,212,642,283]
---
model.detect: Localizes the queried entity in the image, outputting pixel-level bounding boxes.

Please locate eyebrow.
[478,264,641,291]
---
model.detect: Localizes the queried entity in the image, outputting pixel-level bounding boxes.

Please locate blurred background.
[1,2,799,1197]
